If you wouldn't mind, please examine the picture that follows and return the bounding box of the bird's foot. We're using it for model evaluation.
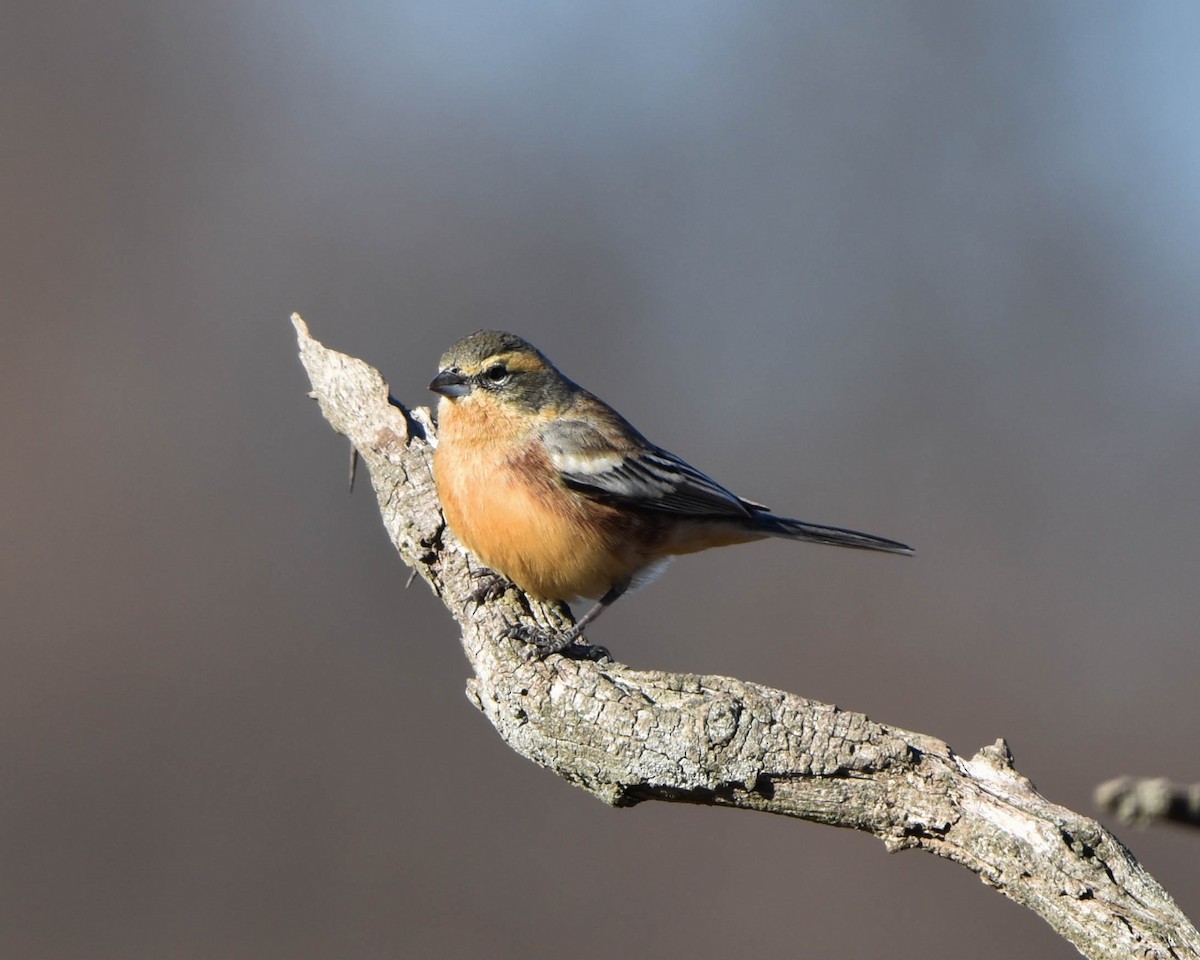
[464,568,515,608]
[502,624,611,663]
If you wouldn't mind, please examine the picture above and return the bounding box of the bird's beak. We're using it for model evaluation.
[429,369,471,398]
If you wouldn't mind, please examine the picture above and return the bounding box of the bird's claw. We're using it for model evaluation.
[501,624,610,662]
[465,569,514,608]
[579,642,612,663]
[501,623,564,657]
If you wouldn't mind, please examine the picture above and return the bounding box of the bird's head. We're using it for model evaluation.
[430,330,574,412]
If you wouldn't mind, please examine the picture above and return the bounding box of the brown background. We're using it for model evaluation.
[4,2,1199,958]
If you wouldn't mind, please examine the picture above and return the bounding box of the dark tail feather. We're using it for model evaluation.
[753,514,914,556]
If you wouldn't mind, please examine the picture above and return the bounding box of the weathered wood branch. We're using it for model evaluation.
[292,314,1198,960]
[1097,777,1200,829]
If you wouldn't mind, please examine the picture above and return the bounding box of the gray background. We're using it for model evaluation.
[4,2,1198,958]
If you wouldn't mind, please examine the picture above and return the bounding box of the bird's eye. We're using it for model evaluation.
[483,363,509,383]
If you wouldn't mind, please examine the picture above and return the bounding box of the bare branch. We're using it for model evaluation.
[1097,777,1200,829]
[292,314,1199,960]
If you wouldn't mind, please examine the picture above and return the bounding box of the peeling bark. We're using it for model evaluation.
[292,314,1199,960]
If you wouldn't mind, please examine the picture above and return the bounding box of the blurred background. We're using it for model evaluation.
[4,2,1199,957]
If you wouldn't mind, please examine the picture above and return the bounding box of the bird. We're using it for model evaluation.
[429,330,911,655]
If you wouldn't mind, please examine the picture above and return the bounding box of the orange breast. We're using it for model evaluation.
[433,405,637,600]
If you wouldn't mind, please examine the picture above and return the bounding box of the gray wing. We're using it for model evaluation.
[540,418,756,518]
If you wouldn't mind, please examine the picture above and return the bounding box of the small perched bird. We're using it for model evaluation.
[430,331,911,654]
